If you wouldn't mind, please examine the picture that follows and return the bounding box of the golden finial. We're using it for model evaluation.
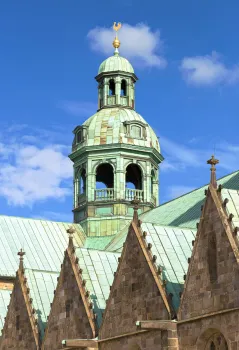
[113,22,122,51]
[207,155,219,188]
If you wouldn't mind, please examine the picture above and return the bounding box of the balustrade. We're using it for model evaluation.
[95,188,114,201]
[125,189,144,201]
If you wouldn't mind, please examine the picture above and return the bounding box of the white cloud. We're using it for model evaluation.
[180,51,239,85]
[0,123,73,207]
[160,136,239,173]
[167,185,196,200]
[59,101,97,117]
[87,23,167,68]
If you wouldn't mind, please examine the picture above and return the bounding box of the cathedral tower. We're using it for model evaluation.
[69,23,163,236]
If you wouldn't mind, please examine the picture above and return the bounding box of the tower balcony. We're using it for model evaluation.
[94,188,144,202]
[125,188,144,202]
[95,188,114,201]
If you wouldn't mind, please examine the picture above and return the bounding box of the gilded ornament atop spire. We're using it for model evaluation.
[113,22,122,55]
[207,155,219,188]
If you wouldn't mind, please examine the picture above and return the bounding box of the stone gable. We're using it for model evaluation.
[178,185,239,321]
[99,221,170,340]
[0,272,39,350]
[42,248,95,350]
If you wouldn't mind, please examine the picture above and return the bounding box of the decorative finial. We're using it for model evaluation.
[113,22,122,55]
[207,155,219,188]
[67,226,75,250]
[131,196,140,223]
[18,248,25,272]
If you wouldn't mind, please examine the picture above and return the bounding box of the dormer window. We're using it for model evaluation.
[73,126,87,148]
[76,129,83,143]
[109,79,115,96]
[131,125,141,138]
[124,121,147,140]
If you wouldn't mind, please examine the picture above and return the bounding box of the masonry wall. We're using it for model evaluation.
[178,310,239,349]
[179,189,239,321]
[42,252,94,350]
[177,187,239,349]
[99,330,167,350]
[0,277,38,350]
[100,224,169,339]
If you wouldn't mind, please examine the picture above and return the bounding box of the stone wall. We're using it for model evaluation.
[99,330,166,350]
[42,251,94,350]
[0,276,39,350]
[100,223,169,339]
[179,188,239,321]
[178,310,239,349]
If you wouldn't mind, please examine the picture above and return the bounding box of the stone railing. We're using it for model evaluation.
[95,188,114,201]
[125,189,144,202]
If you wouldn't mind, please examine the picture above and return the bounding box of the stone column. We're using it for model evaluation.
[115,76,121,105]
[87,159,95,202]
[103,81,109,107]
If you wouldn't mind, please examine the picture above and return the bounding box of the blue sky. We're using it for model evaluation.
[0,0,239,222]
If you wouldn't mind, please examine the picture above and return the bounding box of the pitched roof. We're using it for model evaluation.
[24,269,58,340]
[140,170,239,229]
[141,223,195,311]
[0,216,85,276]
[221,188,239,229]
[75,248,120,327]
[84,236,116,251]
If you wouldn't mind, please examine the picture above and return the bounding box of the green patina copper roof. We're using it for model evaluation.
[98,53,134,75]
[221,188,239,229]
[84,236,116,251]
[25,269,58,340]
[106,222,196,311]
[0,289,11,333]
[83,107,160,152]
[0,216,85,276]
[75,248,119,327]
[141,170,239,229]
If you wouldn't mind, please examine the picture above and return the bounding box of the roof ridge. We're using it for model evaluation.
[24,268,59,274]
[76,247,120,254]
[0,214,75,224]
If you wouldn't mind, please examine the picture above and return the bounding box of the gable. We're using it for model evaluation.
[0,272,39,350]
[178,185,239,320]
[42,249,95,350]
[100,221,170,339]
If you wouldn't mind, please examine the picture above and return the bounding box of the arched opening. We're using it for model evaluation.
[79,169,86,194]
[109,79,115,96]
[95,163,114,200]
[121,79,127,96]
[197,329,228,350]
[205,333,228,350]
[125,164,143,201]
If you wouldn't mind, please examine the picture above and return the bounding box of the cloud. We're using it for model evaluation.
[167,185,196,200]
[59,101,97,117]
[160,136,239,173]
[0,125,73,207]
[87,23,167,68]
[180,51,239,85]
